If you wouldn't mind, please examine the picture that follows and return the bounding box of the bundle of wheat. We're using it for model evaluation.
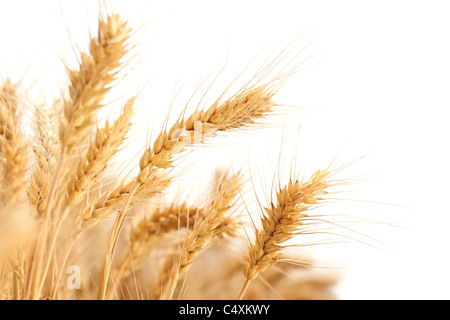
[0,5,362,301]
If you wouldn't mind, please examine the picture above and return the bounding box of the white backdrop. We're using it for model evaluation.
[1,0,449,299]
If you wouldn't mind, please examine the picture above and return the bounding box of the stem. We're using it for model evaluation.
[167,273,180,300]
[28,149,66,300]
[238,279,251,300]
[105,259,128,300]
[51,238,75,300]
[37,208,69,297]
[97,180,140,300]
[13,269,21,300]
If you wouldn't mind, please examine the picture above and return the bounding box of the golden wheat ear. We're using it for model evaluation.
[151,170,243,300]
[239,169,333,299]
[61,13,131,153]
[27,101,62,217]
[65,97,135,208]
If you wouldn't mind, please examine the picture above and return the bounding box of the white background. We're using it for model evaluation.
[1,0,449,299]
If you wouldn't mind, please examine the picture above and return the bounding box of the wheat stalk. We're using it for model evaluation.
[65,97,135,207]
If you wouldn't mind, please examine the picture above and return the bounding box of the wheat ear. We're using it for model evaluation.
[65,97,135,207]
[61,14,131,152]
[44,11,131,218]
[238,169,331,299]
[0,79,18,143]
[79,172,172,232]
[154,172,242,299]
[27,101,62,217]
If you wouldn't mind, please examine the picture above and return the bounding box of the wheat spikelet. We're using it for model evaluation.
[240,169,331,298]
